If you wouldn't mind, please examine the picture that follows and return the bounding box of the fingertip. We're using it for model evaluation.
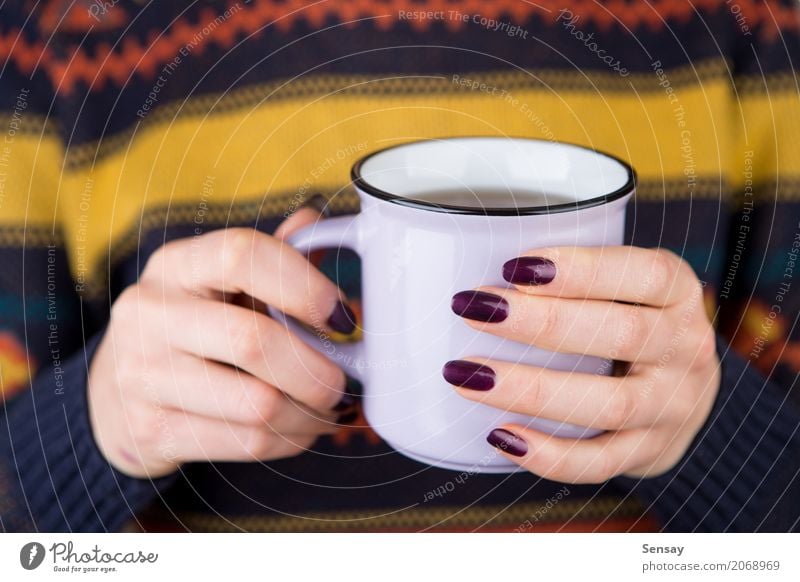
[442,359,496,391]
[327,299,357,335]
[486,426,529,458]
[451,288,511,324]
[502,255,557,286]
[275,206,323,241]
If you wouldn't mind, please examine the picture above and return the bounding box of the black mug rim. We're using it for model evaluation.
[350,136,636,216]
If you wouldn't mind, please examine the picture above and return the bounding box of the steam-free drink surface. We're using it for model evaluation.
[410,189,575,209]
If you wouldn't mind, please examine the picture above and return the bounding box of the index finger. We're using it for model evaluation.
[501,246,699,307]
[142,227,356,334]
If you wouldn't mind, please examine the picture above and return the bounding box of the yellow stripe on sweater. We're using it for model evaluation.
[0,74,797,293]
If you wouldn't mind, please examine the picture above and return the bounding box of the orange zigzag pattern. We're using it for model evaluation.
[1,0,797,95]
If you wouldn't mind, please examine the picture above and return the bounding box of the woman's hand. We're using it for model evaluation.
[88,208,357,478]
[444,246,721,482]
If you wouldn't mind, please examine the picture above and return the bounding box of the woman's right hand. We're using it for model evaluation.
[87,208,356,478]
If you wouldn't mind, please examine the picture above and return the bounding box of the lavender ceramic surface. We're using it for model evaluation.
[272,137,634,472]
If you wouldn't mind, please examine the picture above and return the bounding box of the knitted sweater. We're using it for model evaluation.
[0,0,798,532]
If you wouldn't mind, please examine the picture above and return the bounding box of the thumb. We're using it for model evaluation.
[275,195,329,241]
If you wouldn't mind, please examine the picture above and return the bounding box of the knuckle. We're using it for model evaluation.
[537,300,564,345]
[110,285,142,323]
[572,248,601,291]
[647,249,681,300]
[594,452,620,482]
[669,390,696,422]
[237,383,280,425]
[244,430,274,459]
[112,341,149,383]
[690,328,718,369]
[615,306,649,357]
[142,240,174,278]
[128,405,158,446]
[523,369,549,414]
[218,228,257,290]
[230,315,269,366]
[603,385,636,428]
[115,353,144,384]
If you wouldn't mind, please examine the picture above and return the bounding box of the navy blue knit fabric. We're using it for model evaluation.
[617,338,800,531]
[0,333,176,532]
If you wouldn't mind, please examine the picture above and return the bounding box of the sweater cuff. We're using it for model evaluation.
[1,331,175,532]
[616,335,800,531]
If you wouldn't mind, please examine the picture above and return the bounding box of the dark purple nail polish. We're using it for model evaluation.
[328,300,356,334]
[337,411,359,425]
[502,256,556,285]
[333,392,357,412]
[451,290,509,323]
[443,360,495,391]
[487,428,528,457]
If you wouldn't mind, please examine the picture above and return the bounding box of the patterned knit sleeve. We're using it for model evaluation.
[1,332,175,531]
[0,6,171,532]
[618,1,800,532]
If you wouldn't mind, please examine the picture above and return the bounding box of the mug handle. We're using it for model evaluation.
[267,214,367,382]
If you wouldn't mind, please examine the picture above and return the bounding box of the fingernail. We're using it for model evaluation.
[303,194,331,217]
[333,379,360,412]
[337,411,359,425]
[442,360,495,391]
[487,428,528,457]
[328,300,356,334]
[345,376,363,395]
[502,256,556,285]
[451,290,509,323]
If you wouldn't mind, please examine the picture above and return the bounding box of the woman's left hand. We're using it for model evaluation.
[444,246,721,482]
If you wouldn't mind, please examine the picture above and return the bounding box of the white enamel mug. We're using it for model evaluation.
[273,137,635,473]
